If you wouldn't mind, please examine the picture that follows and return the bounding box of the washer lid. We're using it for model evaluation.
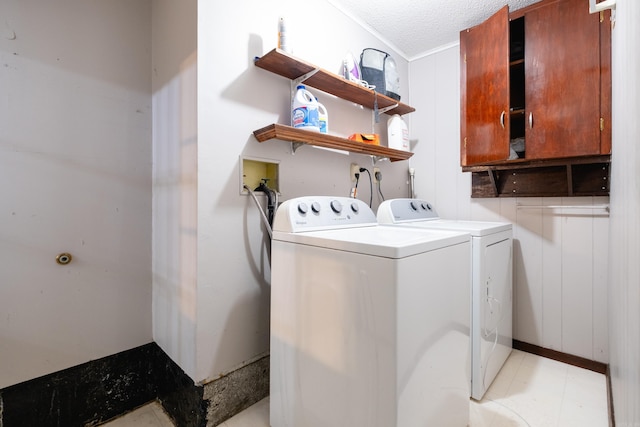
[400,219,512,237]
[273,225,469,259]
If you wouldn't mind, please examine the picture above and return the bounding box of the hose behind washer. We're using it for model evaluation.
[244,184,273,239]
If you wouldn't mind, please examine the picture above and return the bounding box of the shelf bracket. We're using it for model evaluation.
[488,169,499,197]
[292,68,320,88]
[378,102,400,115]
[566,164,574,196]
[371,155,388,164]
[291,141,304,154]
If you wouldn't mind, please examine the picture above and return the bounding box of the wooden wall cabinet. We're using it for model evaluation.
[460,0,611,197]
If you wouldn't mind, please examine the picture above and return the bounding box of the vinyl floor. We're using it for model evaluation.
[100,349,608,427]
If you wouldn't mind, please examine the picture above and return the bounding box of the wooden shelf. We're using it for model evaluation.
[254,48,415,116]
[252,49,415,161]
[463,155,611,197]
[253,124,414,162]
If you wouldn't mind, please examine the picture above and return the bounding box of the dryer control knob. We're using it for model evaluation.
[311,202,321,213]
[350,202,359,213]
[410,201,419,211]
[297,202,309,214]
[330,200,343,213]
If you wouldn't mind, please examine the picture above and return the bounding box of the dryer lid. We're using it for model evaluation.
[377,198,511,236]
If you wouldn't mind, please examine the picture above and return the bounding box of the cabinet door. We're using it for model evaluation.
[460,6,510,166]
[525,0,603,159]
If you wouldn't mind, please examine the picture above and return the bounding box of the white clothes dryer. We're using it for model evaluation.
[270,196,472,427]
[377,198,513,401]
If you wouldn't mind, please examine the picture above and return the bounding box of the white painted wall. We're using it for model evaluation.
[608,0,640,424]
[0,0,152,388]
[409,45,609,363]
[151,0,198,381]
[193,0,414,383]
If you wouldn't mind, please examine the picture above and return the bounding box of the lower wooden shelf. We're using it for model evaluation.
[462,155,611,198]
[252,123,413,162]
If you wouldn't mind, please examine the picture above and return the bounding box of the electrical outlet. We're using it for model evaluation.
[373,167,381,183]
[350,163,360,182]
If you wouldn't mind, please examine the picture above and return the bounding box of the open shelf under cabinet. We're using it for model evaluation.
[463,155,611,197]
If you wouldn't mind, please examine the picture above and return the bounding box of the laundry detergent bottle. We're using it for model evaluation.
[291,85,319,132]
[387,114,410,151]
[316,98,328,134]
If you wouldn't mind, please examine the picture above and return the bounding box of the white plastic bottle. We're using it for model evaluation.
[277,17,288,53]
[292,85,319,132]
[387,114,410,151]
[317,98,328,134]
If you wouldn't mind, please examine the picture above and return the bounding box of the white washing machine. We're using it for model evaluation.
[377,199,513,401]
[270,196,472,427]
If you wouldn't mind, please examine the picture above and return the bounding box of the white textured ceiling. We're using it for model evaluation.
[329,0,542,59]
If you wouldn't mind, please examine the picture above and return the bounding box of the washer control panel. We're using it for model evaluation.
[274,196,376,232]
[377,198,440,223]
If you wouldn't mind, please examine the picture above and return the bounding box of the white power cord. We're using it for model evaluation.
[408,167,415,198]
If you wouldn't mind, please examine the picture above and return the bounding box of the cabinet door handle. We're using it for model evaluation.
[529,112,533,129]
[500,111,505,129]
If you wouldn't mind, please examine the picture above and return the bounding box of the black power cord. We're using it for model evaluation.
[359,167,373,207]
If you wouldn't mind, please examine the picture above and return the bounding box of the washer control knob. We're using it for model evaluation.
[410,201,419,211]
[330,200,343,213]
[311,202,321,213]
[297,202,308,214]
[350,202,359,213]
[426,203,433,210]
